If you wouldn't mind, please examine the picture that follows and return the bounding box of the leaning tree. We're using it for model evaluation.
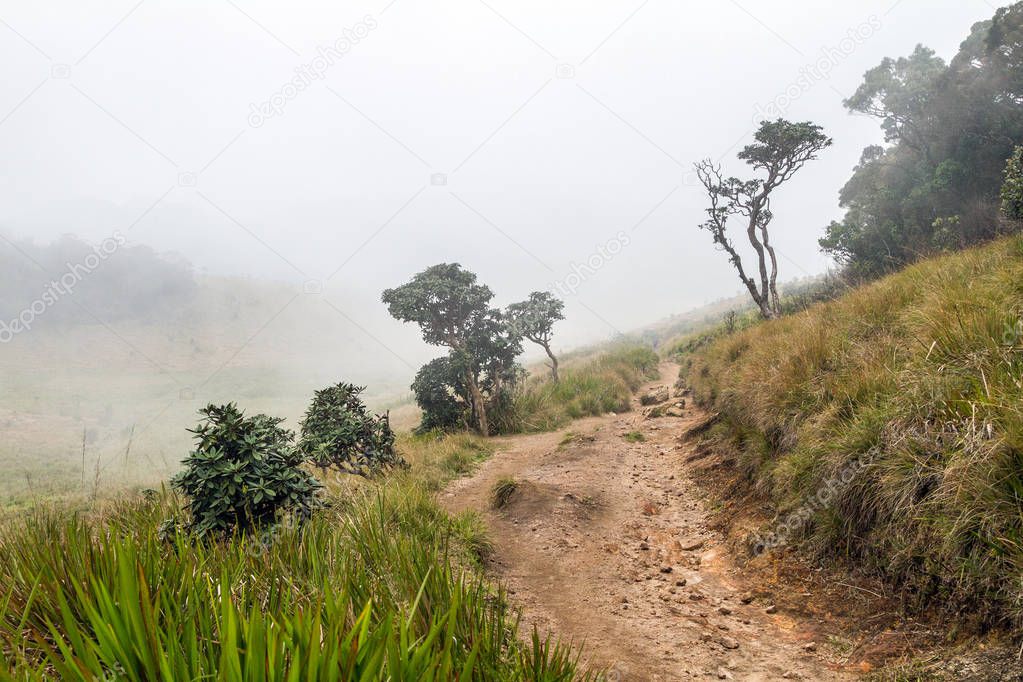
[506,291,565,381]
[383,263,509,436]
[695,119,832,319]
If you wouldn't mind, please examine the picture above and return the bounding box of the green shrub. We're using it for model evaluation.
[411,356,469,433]
[299,382,404,476]
[170,404,322,537]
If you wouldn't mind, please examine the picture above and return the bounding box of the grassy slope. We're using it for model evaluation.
[502,345,660,433]
[685,236,1023,631]
[0,435,588,680]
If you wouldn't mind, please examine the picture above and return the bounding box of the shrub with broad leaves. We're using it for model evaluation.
[299,382,405,476]
[170,403,322,537]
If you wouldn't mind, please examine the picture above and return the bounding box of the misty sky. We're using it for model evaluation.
[0,0,1000,354]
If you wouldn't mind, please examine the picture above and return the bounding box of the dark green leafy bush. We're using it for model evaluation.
[171,404,322,536]
[1002,146,1023,220]
[411,356,469,433]
[299,382,405,476]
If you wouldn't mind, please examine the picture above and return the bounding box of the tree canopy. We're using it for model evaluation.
[821,3,1023,276]
[506,292,565,381]
[383,263,523,436]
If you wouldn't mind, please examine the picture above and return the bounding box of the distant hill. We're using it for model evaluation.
[0,234,422,501]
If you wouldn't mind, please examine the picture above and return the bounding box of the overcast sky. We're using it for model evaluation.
[0,0,1001,354]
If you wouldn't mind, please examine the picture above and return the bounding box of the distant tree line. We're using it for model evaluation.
[0,234,195,326]
[820,2,1023,277]
[695,2,1023,318]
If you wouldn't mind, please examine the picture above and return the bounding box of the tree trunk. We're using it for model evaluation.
[465,371,489,437]
[543,342,559,382]
[763,239,781,316]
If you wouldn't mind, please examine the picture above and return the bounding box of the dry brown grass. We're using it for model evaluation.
[687,235,1023,632]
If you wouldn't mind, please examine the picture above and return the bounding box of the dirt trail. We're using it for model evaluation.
[443,362,858,681]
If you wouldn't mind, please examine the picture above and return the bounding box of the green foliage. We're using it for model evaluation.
[623,431,645,443]
[689,236,1023,630]
[170,404,321,536]
[1001,146,1023,220]
[383,263,524,435]
[506,292,564,344]
[506,292,565,379]
[462,308,524,432]
[298,382,404,476]
[0,482,587,679]
[381,263,494,349]
[500,345,660,433]
[412,356,469,433]
[823,5,1023,276]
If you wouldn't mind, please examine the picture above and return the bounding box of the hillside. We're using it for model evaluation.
[0,238,423,502]
[683,235,1023,632]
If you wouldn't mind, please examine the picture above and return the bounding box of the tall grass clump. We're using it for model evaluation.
[498,345,659,433]
[0,480,585,680]
[687,235,1023,631]
[397,431,494,491]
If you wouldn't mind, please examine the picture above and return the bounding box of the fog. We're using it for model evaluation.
[0,0,998,496]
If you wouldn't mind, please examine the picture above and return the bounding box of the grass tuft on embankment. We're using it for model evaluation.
[687,235,1023,632]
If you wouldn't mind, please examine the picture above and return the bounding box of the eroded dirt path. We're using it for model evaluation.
[443,363,858,681]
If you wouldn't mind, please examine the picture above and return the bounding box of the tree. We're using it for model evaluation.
[1002,147,1023,221]
[383,263,511,436]
[462,308,523,432]
[843,45,946,157]
[822,4,1023,276]
[170,404,322,537]
[298,382,404,477]
[506,292,565,381]
[695,119,832,319]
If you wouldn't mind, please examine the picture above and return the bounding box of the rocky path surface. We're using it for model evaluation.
[443,362,858,681]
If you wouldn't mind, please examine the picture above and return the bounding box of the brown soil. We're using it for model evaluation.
[443,362,865,681]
